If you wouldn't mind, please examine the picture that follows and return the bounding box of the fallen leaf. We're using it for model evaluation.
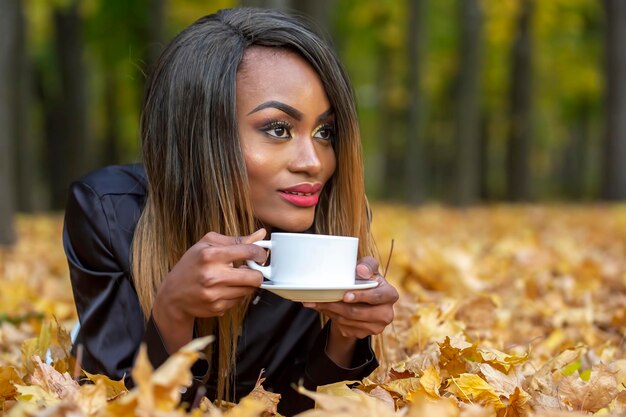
[30,356,78,400]
[0,366,24,402]
[83,371,127,401]
[446,374,504,410]
[243,377,280,416]
[558,364,619,412]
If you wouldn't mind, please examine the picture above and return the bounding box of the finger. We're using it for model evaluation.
[314,302,393,324]
[201,285,259,303]
[192,298,241,318]
[344,277,399,305]
[242,229,267,244]
[356,256,380,279]
[199,243,268,264]
[200,266,264,288]
[201,229,267,246]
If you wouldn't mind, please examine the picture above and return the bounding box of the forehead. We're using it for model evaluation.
[236,46,328,104]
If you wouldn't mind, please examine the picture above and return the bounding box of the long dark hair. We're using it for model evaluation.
[132,7,375,402]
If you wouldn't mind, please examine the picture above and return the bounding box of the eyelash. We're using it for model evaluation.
[261,120,293,139]
[313,123,335,142]
[259,120,335,142]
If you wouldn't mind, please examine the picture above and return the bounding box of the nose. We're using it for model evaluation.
[287,137,323,176]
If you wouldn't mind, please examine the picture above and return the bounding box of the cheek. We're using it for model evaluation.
[325,147,337,179]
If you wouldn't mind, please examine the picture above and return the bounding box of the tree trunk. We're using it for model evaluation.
[560,119,588,199]
[506,0,534,201]
[145,0,165,76]
[454,0,483,206]
[102,72,120,166]
[404,0,426,204]
[14,0,38,212]
[47,0,90,209]
[0,0,18,246]
[602,0,626,199]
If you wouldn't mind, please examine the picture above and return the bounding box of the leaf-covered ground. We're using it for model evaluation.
[1,205,625,416]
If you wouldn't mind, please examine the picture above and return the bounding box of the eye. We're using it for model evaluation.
[262,121,292,139]
[313,123,335,141]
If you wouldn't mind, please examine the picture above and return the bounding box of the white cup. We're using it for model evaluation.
[246,233,359,287]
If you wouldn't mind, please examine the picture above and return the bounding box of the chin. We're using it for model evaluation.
[265,213,315,233]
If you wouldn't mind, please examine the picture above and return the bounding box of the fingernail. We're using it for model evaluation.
[344,293,355,302]
[303,303,316,308]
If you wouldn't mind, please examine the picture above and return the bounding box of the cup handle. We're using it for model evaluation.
[246,240,272,279]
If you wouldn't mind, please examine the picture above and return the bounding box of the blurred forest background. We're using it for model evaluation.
[1,0,626,246]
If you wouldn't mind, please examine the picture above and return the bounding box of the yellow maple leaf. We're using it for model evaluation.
[438,335,477,378]
[317,380,362,399]
[447,373,504,410]
[224,396,268,417]
[381,377,421,398]
[498,386,530,417]
[103,336,213,416]
[73,378,108,416]
[83,371,127,401]
[418,365,442,399]
[0,366,24,401]
[296,385,398,417]
[404,305,465,350]
[476,347,527,374]
[405,395,459,417]
[14,384,61,407]
[20,323,51,376]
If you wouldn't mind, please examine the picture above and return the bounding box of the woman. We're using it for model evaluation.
[63,7,398,416]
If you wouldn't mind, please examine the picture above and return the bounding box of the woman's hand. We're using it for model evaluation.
[152,229,267,353]
[302,256,399,365]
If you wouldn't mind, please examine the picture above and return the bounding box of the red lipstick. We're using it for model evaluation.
[279,183,322,207]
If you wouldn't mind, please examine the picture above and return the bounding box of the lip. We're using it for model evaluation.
[279,183,322,208]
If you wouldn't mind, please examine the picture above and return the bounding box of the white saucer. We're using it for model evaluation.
[260,279,379,302]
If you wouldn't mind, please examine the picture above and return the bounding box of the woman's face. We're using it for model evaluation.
[237,47,337,232]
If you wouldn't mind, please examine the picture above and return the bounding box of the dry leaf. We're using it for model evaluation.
[224,397,274,417]
[0,366,24,402]
[418,365,441,399]
[478,363,521,397]
[405,395,459,417]
[73,379,107,416]
[446,374,504,410]
[558,365,619,412]
[295,386,401,417]
[82,371,127,400]
[243,377,280,416]
[438,335,476,378]
[455,295,498,331]
[30,356,78,400]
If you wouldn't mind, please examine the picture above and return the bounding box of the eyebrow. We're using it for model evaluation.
[247,101,303,120]
[315,108,335,125]
[247,100,335,124]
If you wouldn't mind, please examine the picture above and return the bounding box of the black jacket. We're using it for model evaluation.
[63,164,378,416]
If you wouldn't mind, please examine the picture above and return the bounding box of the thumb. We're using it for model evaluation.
[356,256,379,279]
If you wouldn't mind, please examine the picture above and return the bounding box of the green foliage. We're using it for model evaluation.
[21,0,607,201]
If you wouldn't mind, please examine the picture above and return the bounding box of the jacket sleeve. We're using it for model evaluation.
[304,321,378,387]
[278,321,379,415]
[64,180,148,381]
[64,181,210,387]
